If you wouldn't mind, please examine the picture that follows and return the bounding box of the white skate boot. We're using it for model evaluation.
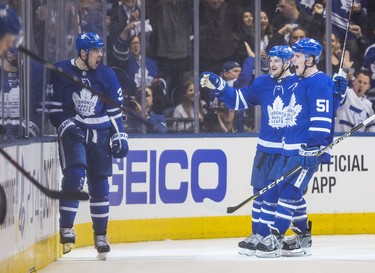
[282,220,312,257]
[60,227,76,254]
[94,234,110,260]
[255,226,284,258]
[238,233,263,256]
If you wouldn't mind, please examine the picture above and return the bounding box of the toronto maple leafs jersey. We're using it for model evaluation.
[0,70,20,125]
[47,59,124,130]
[219,73,298,154]
[282,71,334,158]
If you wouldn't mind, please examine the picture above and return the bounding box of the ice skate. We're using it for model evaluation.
[282,220,312,257]
[255,226,284,258]
[244,234,263,256]
[94,234,110,260]
[60,228,76,254]
[238,234,262,255]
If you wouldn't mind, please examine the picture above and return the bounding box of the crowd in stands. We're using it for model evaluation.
[2,0,375,139]
[103,0,375,134]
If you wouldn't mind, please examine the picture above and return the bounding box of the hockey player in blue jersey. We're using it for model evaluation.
[201,40,347,258]
[201,45,297,255]
[47,32,129,260]
[255,38,335,258]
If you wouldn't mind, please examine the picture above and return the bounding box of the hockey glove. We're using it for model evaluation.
[298,145,319,169]
[57,119,85,143]
[200,72,227,96]
[111,132,129,158]
[333,75,347,101]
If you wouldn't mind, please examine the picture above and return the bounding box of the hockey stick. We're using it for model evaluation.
[219,113,375,214]
[0,147,89,200]
[17,46,162,133]
[337,0,355,77]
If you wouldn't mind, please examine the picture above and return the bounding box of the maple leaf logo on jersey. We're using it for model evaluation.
[72,88,98,116]
[267,96,288,129]
[285,93,302,127]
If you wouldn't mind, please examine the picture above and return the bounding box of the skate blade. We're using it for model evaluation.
[282,248,312,257]
[238,248,247,255]
[255,249,282,258]
[245,249,256,256]
[62,243,73,254]
[97,252,108,261]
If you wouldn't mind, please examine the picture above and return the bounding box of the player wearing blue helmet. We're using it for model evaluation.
[0,4,22,57]
[46,32,129,260]
[254,38,337,258]
[201,41,347,258]
[201,45,298,256]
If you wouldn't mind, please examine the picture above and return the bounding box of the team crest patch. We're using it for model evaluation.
[73,88,98,116]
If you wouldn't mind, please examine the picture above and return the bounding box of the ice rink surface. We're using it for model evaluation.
[39,235,375,273]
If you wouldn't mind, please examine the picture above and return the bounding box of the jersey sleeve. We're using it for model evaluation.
[219,78,261,110]
[106,67,125,133]
[47,63,71,128]
[307,75,334,147]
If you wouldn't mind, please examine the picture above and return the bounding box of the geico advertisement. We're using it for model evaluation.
[73,136,375,223]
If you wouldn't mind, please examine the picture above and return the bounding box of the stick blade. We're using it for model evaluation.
[48,190,90,201]
[202,198,227,214]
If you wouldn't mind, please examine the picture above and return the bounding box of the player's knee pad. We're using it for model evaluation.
[279,182,300,200]
[87,175,109,200]
[62,165,86,191]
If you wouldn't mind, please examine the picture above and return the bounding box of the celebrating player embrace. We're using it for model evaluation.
[201,38,347,258]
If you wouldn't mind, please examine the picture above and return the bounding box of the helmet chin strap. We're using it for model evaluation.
[275,62,291,81]
[79,50,93,70]
[300,57,315,78]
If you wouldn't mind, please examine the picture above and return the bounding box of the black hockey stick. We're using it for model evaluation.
[17,46,162,133]
[0,147,89,200]
[339,0,355,71]
[220,113,375,214]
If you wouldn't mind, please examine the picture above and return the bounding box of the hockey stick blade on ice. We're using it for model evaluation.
[0,147,89,200]
[225,113,375,214]
[18,46,162,133]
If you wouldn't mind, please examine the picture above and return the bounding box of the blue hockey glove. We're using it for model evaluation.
[298,145,320,169]
[111,132,129,158]
[57,119,85,143]
[333,75,347,101]
[200,72,227,96]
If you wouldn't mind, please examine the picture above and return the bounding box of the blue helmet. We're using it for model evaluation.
[268,45,294,63]
[0,4,22,38]
[292,38,322,63]
[75,32,104,53]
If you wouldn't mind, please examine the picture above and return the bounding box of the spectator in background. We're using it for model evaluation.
[317,32,354,75]
[288,26,306,46]
[124,85,168,134]
[234,8,273,74]
[335,70,375,132]
[78,0,105,37]
[272,0,321,44]
[219,42,255,132]
[199,0,240,74]
[234,8,255,63]
[147,0,193,102]
[172,80,206,133]
[260,10,274,73]
[362,42,375,112]
[203,101,238,133]
[107,0,141,66]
